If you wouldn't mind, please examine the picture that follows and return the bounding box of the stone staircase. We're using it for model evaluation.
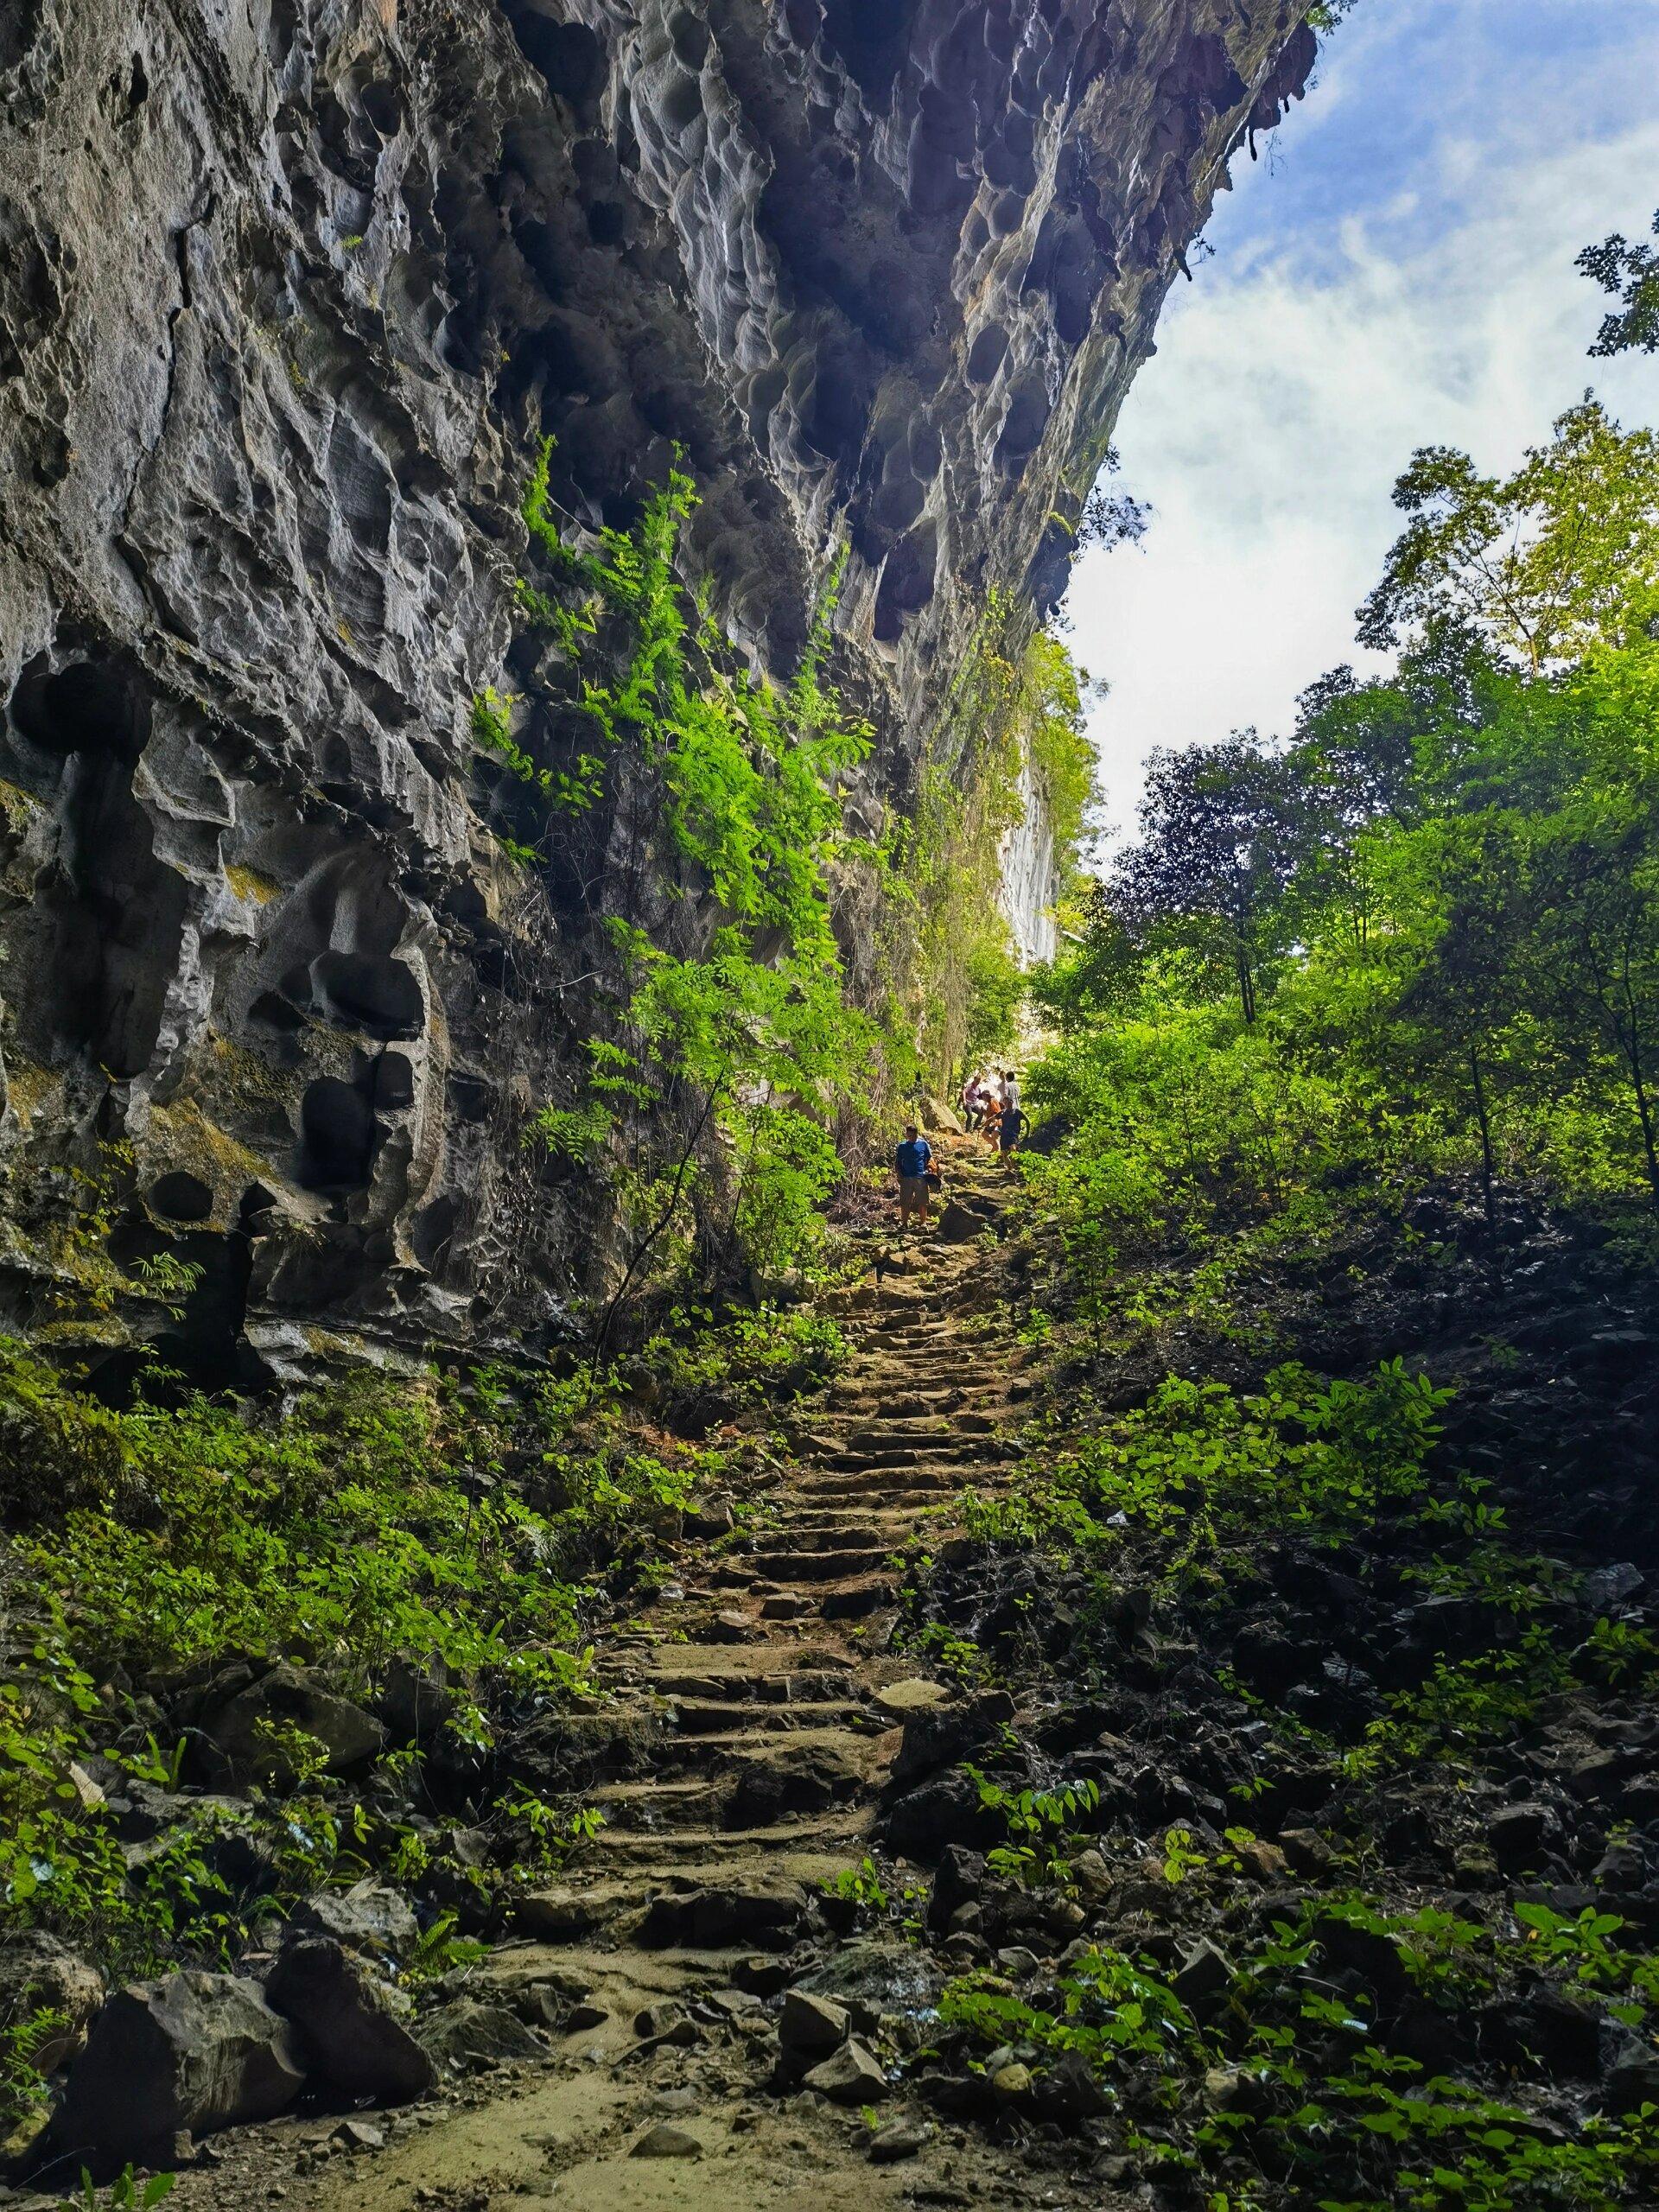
[553,1138,1026,1909]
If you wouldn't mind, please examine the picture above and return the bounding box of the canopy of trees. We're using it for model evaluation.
[1031,396,1659,1238]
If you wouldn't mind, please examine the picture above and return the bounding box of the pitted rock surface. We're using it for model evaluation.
[0,0,1315,1381]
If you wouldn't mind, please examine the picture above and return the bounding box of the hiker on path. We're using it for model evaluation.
[1000,1094,1024,1160]
[959,1073,982,1132]
[980,1084,1001,1151]
[998,1071,1022,1162]
[894,1122,935,1233]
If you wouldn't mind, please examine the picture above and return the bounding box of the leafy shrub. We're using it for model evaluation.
[962,1359,1451,1581]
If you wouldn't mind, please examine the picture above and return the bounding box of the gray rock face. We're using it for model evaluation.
[0,0,1316,1381]
[54,1971,305,2169]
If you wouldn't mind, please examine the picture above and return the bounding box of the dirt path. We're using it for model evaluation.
[150,1141,1071,2212]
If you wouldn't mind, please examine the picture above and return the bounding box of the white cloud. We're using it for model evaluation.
[1065,1,1659,836]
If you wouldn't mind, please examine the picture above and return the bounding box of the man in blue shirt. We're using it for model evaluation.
[894,1122,934,1232]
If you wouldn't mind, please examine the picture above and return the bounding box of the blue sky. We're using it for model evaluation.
[1065,0,1659,832]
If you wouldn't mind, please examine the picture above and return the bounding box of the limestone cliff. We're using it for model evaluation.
[0,0,1316,1383]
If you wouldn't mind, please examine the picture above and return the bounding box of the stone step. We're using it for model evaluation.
[660,1698,869,1735]
[817,1578,897,1619]
[585,1818,872,1868]
[765,1506,934,1534]
[646,1663,854,1698]
[747,1546,891,1582]
[817,1448,924,1471]
[791,1475,965,1503]
[728,1522,885,1554]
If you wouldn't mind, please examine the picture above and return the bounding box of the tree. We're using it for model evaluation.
[1112,735,1303,1023]
[1357,399,1659,671]
[1578,207,1659,358]
[1514,805,1659,1217]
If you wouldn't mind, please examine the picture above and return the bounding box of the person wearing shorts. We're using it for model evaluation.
[894,1123,934,1231]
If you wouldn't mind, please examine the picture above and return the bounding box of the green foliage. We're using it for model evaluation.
[1347,1626,1572,1773]
[1026,393,1659,1246]
[963,1361,1449,1589]
[927,1889,1659,2212]
[823,1857,888,1914]
[498,458,891,1299]
[58,2171,176,2212]
[637,1303,848,1409]
[940,1944,1196,2067]
[963,1765,1100,1885]
[1357,398,1659,669]
[881,611,1100,1089]
[962,931,1027,1069]
[0,1340,710,2025]
[1579,207,1659,359]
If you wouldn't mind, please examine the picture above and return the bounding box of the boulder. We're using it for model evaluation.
[724,1736,867,1824]
[380,1656,457,1744]
[55,1972,304,2170]
[802,2037,888,2103]
[1033,2048,1110,2122]
[633,2000,696,2046]
[874,1677,951,1717]
[934,1203,982,1244]
[289,1878,420,1962]
[1608,2036,1659,2113]
[869,2120,929,2163]
[1277,1827,1332,1878]
[266,1937,435,2102]
[419,2000,545,2072]
[1479,1988,1600,2081]
[514,1882,637,1942]
[1173,1939,1236,2012]
[886,1770,987,1859]
[199,1663,385,1783]
[637,1881,810,1952]
[891,1691,1013,1786]
[925,1844,987,1934]
[919,1096,963,1135]
[631,2122,702,2158]
[1067,1847,1115,1905]
[0,1933,105,2073]
[1583,1562,1644,1612]
[779,1989,849,2056]
[1488,1803,1552,1867]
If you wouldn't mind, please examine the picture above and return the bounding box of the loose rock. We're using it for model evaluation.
[802,2038,888,2103]
[55,1972,304,2169]
[631,2122,702,2158]
[266,1936,435,2102]
[779,1989,850,2056]
[419,2002,546,2073]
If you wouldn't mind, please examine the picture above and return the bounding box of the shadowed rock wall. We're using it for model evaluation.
[0,0,1315,1382]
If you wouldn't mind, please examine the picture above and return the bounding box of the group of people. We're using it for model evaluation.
[891,1068,1024,1235]
[961,1068,1023,1155]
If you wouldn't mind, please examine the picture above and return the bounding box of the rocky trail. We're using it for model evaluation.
[93,1144,1084,2212]
[15,1149,1659,2212]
